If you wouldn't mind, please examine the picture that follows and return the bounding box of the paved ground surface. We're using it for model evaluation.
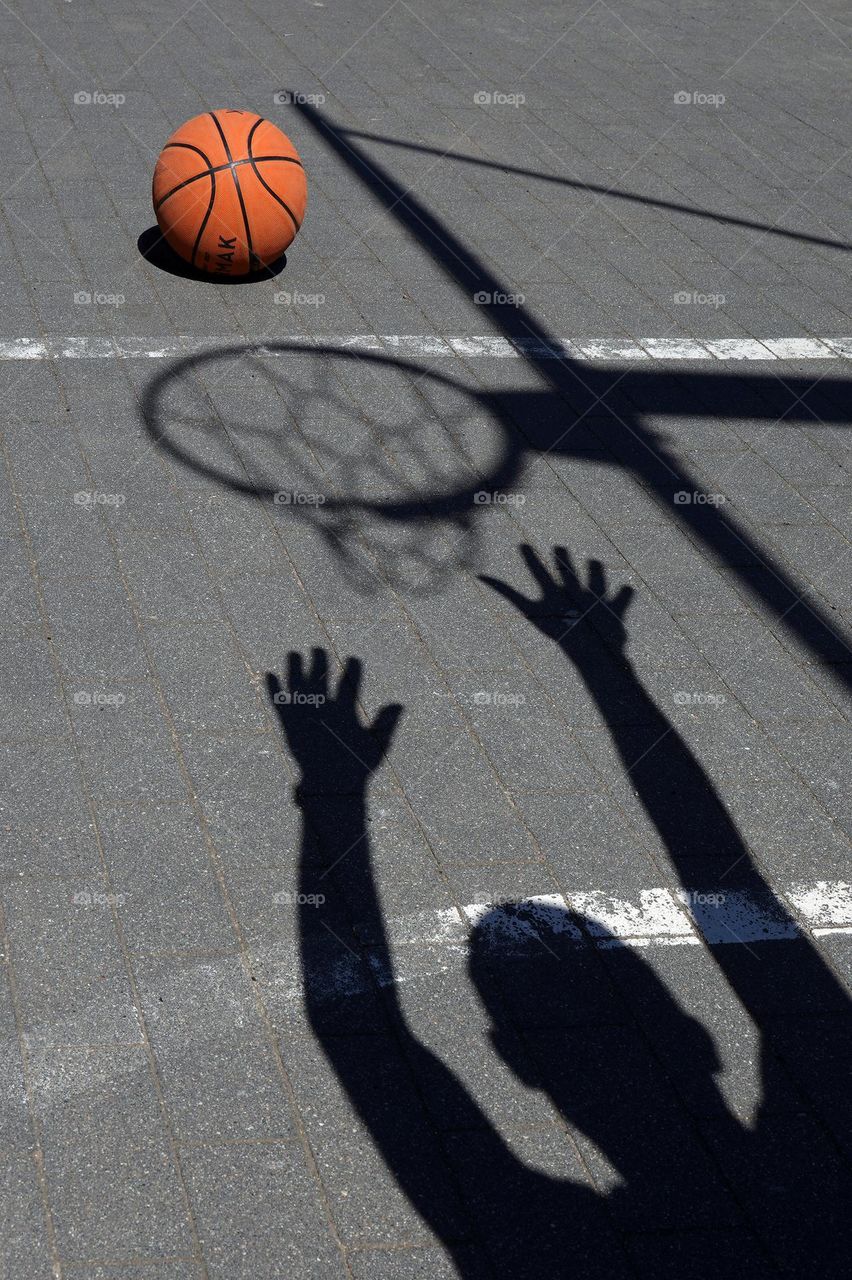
[0,1,851,1276]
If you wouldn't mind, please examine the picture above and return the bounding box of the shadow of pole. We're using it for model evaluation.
[140,100,851,681]
[286,99,851,687]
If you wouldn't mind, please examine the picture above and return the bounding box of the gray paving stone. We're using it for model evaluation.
[177,730,297,873]
[280,1032,467,1248]
[95,804,234,955]
[401,760,541,868]
[61,1266,204,1279]
[405,580,525,672]
[2,878,141,1052]
[217,570,327,669]
[0,1149,54,1280]
[145,624,267,732]
[0,540,41,628]
[0,967,54,1274]
[229,866,387,1042]
[345,792,459,931]
[19,492,116,580]
[132,953,294,1143]
[676,612,839,721]
[0,627,65,738]
[513,790,662,896]
[0,738,99,881]
[180,491,292,575]
[30,1045,193,1261]
[181,1142,347,1279]
[349,1245,485,1279]
[5,423,88,492]
[455,672,605,792]
[816,936,852,997]
[42,577,148,680]
[69,679,187,806]
[116,529,221,624]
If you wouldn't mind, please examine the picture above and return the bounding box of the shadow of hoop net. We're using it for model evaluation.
[140,342,518,596]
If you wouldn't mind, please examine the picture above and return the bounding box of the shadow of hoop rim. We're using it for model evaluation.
[139,341,484,505]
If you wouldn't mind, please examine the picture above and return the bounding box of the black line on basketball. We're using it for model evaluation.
[191,170,216,268]
[162,141,214,166]
[207,111,234,166]
[231,166,256,266]
[156,168,213,211]
[247,118,303,168]
[209,111,255,266]
[248,120,301,230]
[249,163,301,232]
[247,117,262,154]
[252,155,303,167]
[156,156,303,212]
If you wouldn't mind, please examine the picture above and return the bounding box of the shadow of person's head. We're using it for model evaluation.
[467,903,723,1185]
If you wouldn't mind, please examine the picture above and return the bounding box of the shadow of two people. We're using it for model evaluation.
[267,550,851,1279]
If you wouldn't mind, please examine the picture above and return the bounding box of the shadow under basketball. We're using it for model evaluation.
[137,226,288,283]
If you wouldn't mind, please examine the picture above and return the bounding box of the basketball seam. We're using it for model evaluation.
[190,169,216,269]
[248,164,302,233]
[154,156,302,212]
[209,111,255,270]
[246,116,302,233]
[161,141,215,166]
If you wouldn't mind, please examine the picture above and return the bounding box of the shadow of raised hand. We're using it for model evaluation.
[266,649,401,796]
[478,544,852,1274]
[481,544,634,657]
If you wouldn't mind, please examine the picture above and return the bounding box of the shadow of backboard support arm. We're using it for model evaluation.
[291,98,852,688]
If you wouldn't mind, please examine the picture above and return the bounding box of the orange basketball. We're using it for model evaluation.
[152,109,307,276]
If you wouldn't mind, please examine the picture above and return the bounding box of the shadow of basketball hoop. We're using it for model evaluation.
[140,332,852,677]
[137,226,288,283]
[140,343,503,595]
[138,101,852,685]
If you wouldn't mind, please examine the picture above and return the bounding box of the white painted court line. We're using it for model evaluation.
[270,879,852,1005]
[0,335,850,360]
[15,879,851,1112]
[379,880,852,957]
